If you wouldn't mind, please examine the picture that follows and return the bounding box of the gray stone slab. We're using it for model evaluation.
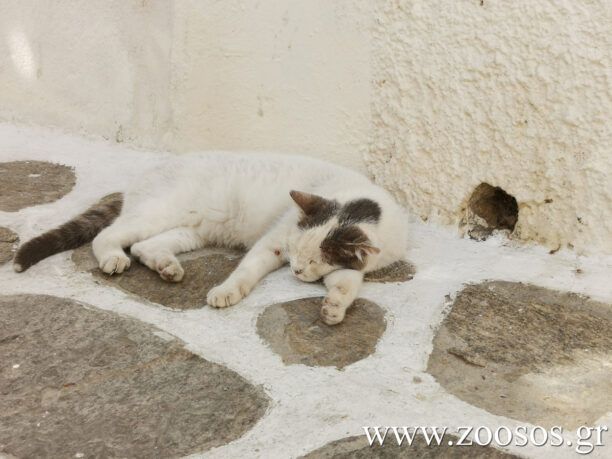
[0,227,19,265]
[72,244,412,310]
[427,281,612,429]
[0,294,269,458]
[301,434,519,458]
[257,297,386,369]
[365,260,415,283]
[0,161,75,212]
[72,245,243,310]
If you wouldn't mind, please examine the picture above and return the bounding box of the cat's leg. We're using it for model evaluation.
[207,230,287,308]
[130,227,203,282]
[320,269,364,325]
[92,214,173,275]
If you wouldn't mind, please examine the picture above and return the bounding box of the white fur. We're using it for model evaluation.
[91,153,408,323]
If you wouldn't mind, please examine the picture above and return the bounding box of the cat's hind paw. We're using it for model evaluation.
[207,280,250,308]
[156,257,184,283]
[99,253,131,275]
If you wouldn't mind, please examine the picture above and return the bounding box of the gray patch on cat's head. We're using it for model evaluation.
[291,192,382,231]
[321,225,380,270]
[290,190,339,229]
[338,199,381,225]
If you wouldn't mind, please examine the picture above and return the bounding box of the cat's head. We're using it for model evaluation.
[287,190,381,282]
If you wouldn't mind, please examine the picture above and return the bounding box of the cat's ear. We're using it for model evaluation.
[289,190,331,216]
[345,239,380,262]
[354,243,380,261]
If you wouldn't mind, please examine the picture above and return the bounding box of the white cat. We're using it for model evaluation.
[15,153,407,324]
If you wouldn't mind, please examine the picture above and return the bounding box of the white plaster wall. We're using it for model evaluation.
[367,0,612,255]
[0,0,173,148]
[0,0,372,170]
[1,0,610,254]
[168,0,372,169]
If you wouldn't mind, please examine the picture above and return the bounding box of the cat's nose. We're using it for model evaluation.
[293,269,303,275]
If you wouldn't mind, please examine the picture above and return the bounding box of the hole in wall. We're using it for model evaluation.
[463,183,519,241]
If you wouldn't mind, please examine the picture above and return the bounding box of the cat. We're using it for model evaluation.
[14,153,408,324]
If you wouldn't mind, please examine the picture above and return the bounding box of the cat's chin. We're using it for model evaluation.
[294,273,321,283]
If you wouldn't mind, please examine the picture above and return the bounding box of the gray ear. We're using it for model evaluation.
[289,190,331,216]
[354,243,380,262]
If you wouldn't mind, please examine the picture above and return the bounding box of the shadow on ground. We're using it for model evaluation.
[72,245,243,310]
[72,246,416,310]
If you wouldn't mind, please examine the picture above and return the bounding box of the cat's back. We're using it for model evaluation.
[176,152,369,246]
[182,151,362,183]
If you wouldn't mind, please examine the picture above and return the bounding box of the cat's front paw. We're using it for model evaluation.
[206,280,250,308]
[320,297,346,325]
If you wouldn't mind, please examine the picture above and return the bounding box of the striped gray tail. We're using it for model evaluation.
[13,193,123,272]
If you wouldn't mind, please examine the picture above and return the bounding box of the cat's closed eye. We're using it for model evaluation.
[309,260,315,264]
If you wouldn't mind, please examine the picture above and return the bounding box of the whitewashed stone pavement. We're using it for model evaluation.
[1,123,611,458]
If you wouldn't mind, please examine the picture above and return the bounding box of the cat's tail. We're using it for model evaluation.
[13,193,123,273]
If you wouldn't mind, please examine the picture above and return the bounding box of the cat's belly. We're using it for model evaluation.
[194,205,286,249]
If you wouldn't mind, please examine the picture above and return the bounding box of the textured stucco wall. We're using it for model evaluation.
[168,0,371,169]
[366,0,612,255]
